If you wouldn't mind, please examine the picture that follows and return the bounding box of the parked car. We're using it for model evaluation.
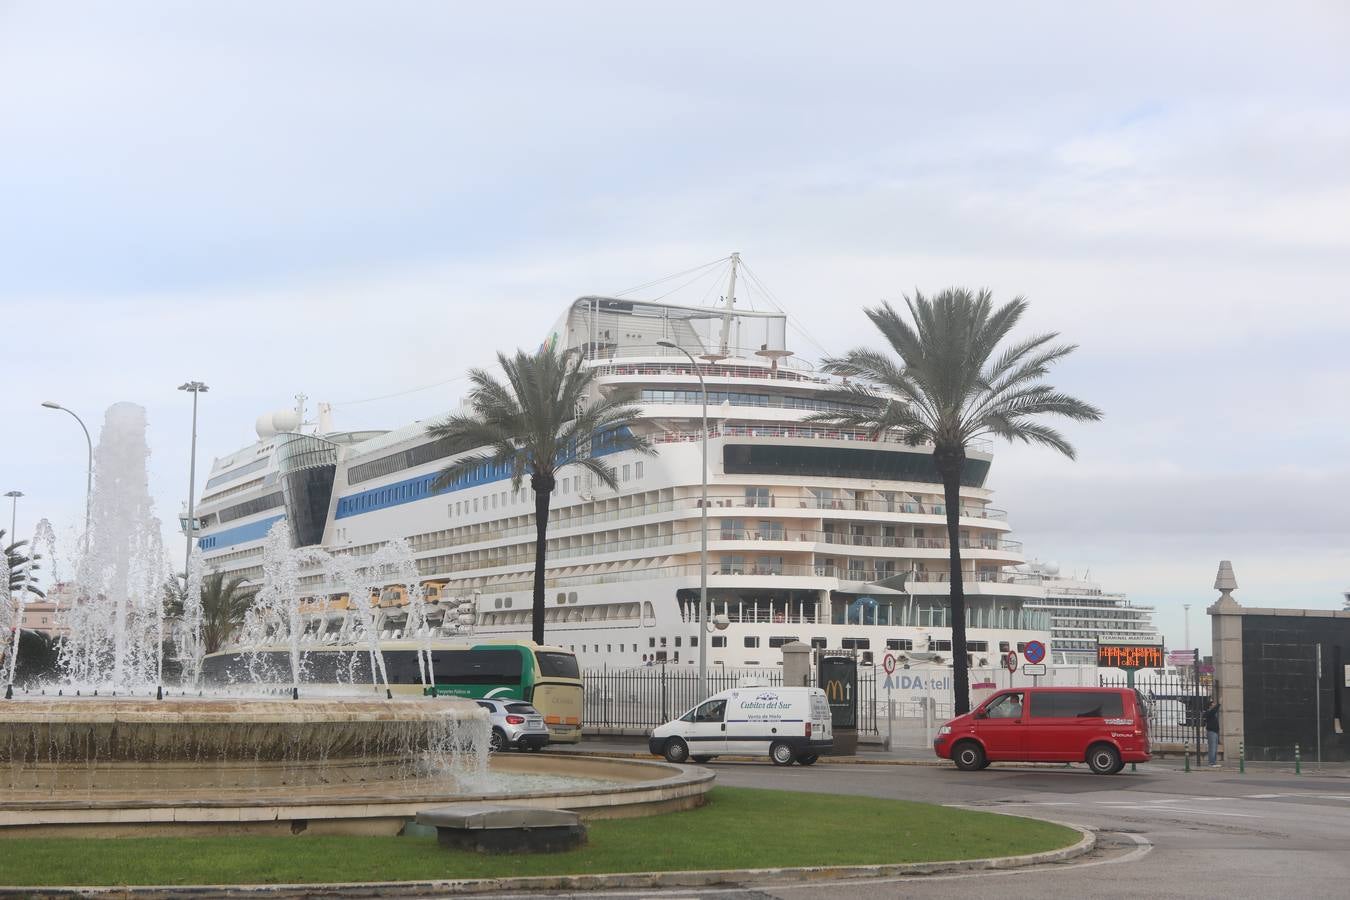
[932,687,1151,775]
[476,699,550,752]
[648,686,833,766]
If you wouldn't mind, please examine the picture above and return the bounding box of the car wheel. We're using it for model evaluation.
[770,741,796,766]
[663,738,690,764]
[952,740,986,772]
[489,728,507,753]
[691,755,713,763]
[796,754,819,766]
[1087,743,1122,775]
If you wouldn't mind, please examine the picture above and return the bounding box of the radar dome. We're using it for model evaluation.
[255,408,303,439]
[1043,561,1060,576]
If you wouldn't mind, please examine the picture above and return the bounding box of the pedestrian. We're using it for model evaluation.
[1203,698,1222,767]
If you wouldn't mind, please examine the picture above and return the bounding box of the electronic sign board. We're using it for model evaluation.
[1096,642,1166,671]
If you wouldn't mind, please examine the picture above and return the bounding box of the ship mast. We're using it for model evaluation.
[717,251,740,357]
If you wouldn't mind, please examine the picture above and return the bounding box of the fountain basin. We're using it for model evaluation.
[0,697,713,837]
[1,696,484,793]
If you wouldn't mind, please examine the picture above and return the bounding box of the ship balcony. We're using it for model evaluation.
[648,423,993,455]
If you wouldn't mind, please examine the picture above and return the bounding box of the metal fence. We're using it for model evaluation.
[582,666,879,734]
[1099,674,1212,747]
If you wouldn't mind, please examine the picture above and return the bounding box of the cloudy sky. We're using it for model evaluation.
[3,2,1347,653]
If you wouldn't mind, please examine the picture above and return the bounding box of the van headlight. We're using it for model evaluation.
[937,725,952,736]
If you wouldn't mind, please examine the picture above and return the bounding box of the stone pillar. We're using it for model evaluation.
[781,641,812,688]
[1208,560,1245,760]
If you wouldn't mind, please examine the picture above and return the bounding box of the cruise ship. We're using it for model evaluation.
[190,259,1052,671]
[1017,562,1160,665]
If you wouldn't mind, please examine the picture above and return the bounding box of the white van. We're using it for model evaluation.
[648,686,834,766]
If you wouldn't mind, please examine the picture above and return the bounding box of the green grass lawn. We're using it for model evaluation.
[0,787,1077,886]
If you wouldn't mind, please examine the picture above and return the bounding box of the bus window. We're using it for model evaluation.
[536,651,580,679]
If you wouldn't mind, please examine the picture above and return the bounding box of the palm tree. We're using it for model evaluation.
[812,289,1101,714]
[428,345,652,644]
[2,530,44,599]
[167,570,254,655]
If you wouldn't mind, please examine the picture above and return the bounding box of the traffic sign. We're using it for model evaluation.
[1024,640,1046,665]
[1004,651,1019,673]
[1022,663,1047,676]
[883,652,897,675]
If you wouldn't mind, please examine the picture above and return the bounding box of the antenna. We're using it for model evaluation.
[716,251,740,357]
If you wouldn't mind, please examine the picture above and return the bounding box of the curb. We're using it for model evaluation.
[0,825,1095,898]
[556,749,948,766]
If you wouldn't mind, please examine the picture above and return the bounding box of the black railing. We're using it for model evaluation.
[1099,674,1211,747]
[582,666,879,734]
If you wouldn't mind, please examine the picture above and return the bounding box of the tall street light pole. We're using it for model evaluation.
[178,382,209,581]
[40,402,93,551]
[657,340,709,699]
[4,490,23,699]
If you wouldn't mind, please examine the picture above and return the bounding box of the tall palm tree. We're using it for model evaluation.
[428,345,652,644]
[2,530,44,599]
[812,289,1101,714]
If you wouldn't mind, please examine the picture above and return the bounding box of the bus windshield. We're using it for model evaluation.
[536,651,580,679]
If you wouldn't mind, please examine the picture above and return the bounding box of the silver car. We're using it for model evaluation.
[476,698,549,752]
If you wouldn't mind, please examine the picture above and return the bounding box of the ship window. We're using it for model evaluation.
[712,635,726,647]
[622,465,631,482]
[885,639,912,651]
[811,637,827,649]
[768,636,798,648]
[841,638,870,650]
[674,637,681,647]
[635,461,644,479]
[967,641,988,652]
[932,640,952,651]
[744,636,759,648]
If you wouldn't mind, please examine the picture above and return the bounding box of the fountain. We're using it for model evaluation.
[0,403,711,838]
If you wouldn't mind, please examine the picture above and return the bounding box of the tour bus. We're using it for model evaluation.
[932,686,1151,774]
[201,640,584,743]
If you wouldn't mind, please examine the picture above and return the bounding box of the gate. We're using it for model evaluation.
[1099,673,1213,748]
[582,666,878,733]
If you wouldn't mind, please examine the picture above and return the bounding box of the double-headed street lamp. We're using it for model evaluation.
[656,340,711,699]
[178,382,209,581]
[40,402,93,548]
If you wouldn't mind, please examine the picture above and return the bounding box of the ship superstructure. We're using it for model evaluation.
[1017,562,1159,665]
[192,259,1051,670]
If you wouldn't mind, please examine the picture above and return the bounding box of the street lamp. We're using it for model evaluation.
[657,340,710,699]
[40,402,93,548]
[3,490,21,545]
[3,491,22,699]
[178,381,209,581]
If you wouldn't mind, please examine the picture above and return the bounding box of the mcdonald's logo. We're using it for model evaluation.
[825,680,846,701]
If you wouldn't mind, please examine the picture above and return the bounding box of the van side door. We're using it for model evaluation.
[974,691,1025,761]
[686,697,729,755]
[1025,691,1074,761]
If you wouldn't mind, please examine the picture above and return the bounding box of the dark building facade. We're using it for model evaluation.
[1212,597,1350,762]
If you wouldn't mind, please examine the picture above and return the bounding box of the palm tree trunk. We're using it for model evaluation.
[530,472,556,645]
[934,445,971,715]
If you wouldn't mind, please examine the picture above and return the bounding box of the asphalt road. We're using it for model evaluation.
[484,760,1350,900]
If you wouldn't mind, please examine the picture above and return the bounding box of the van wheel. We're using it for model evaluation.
[663,738,690,764]
[691,755,712,763]
[796,754,819,766]
[770,742,796,766]
[489,728,507,753]
[1088,743,1122,775]
[952,741,985,772]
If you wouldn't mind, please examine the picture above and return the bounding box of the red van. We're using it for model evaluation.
[933,687,1150,774]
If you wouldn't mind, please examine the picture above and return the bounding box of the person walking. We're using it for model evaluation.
[1203,698,1222,767]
